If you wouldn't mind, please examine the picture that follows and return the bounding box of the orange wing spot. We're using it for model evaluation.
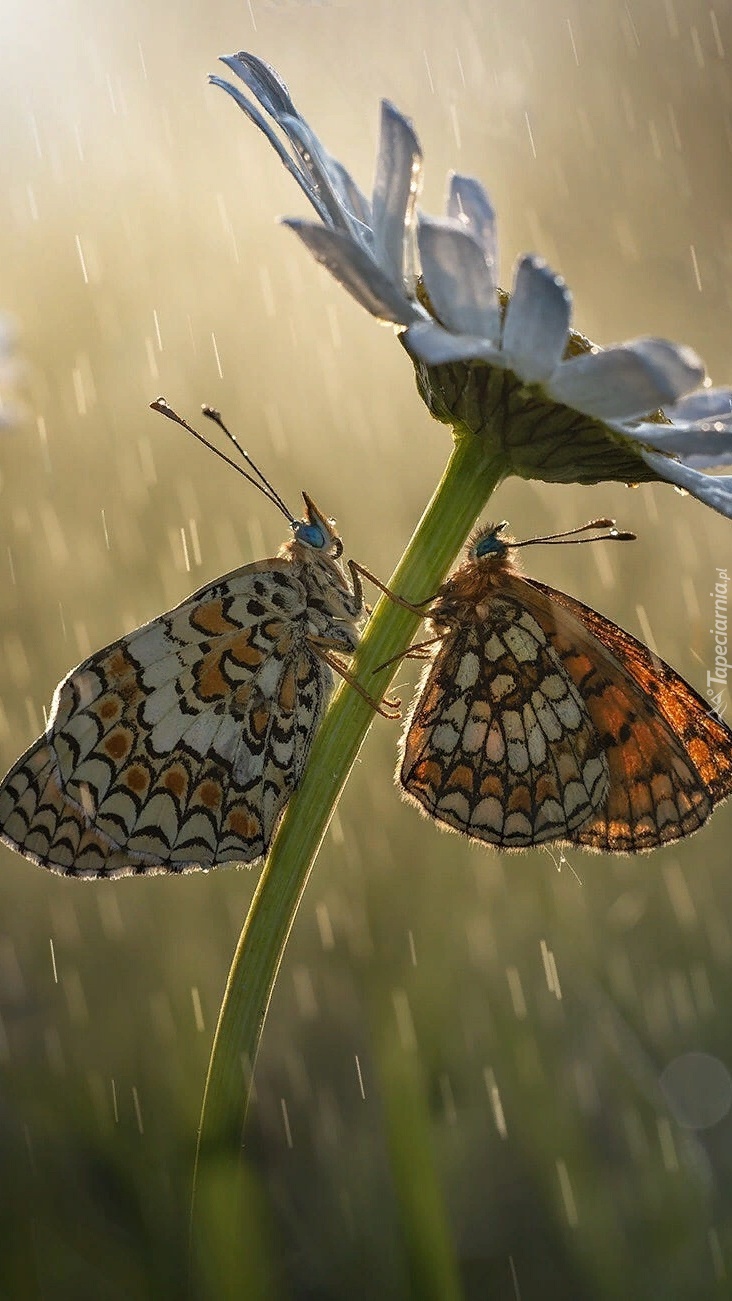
[104,730,132,761]
[478,773,503,800]
[535,772,561,804]
[163,767,187,798]
[623,720,668,777]
[228,807,261,840]
[263,618,287,643]
[191,600,238,637]
[445,763,475,796]
[231,629,266,669]
[585,684,630,734]
[251,705,270,739]
[125,766,149,794]
[97,697,120,722]
[507,784,532,815]
[413,759,443,792]
[196,654,229,702]
[296,653,314,685]
[198,780,222,809]
[562,650,595,683]
[686,736,718,787]
[278,665,297,714]
[106,649,134,681]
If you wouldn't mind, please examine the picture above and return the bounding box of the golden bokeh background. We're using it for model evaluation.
[1,1,732,1296]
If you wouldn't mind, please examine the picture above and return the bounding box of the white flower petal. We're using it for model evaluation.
[215,57,370,242]
[418,215,500,340]
[549,338,705,421]
[210,75,330,224]
[664,386,732,424]
[403,320,502,367]
[282,220,421,324]
[446,174,497,268]
[622,420,732,469]
[501,255,571,384]
[329,158,372,230]
[642,452,732,520]
[280,114,367,238]
[372,101,422,286]
[220,53,298,125]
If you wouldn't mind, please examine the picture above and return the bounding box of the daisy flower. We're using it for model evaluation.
[212,51,732,519]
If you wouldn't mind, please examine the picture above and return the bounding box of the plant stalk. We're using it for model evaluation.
[191,430,504,1227]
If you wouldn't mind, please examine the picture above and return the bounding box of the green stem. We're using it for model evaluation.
[191,431,504,1219]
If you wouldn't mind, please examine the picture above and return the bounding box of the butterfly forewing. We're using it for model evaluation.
[520,577,732,851]
[399,527,732,854]
[0,543,359,877]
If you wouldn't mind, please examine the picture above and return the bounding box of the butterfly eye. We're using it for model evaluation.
[475,531,506,559]
[295,522,327,549]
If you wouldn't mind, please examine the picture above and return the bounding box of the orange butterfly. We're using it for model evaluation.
[396,520,732,852]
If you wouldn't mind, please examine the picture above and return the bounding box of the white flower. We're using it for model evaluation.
[213,51,732,519]
[0,315,21,431]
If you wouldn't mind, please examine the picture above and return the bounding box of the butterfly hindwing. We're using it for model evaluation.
[0,740,138,876]
[0,559,331,877]
[400,595,610,848]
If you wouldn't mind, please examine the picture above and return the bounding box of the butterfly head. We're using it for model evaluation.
[291,493,344,559]
[468,517,635,565]
[469,521,512,564]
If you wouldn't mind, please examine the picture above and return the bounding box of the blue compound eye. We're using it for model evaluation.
[475,530,507,558]
[295,522,327,549]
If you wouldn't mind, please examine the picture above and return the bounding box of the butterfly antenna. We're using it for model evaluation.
[510,518,636,548]
[150,399,295,524]
[202,406,293,521]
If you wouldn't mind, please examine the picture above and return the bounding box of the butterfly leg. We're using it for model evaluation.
[348,561,436,614]
[307,635,402,719]
[372,635,445,674]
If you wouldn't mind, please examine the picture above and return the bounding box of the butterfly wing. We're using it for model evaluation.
[520,577,732,851]
[399,597,611,848]
[0,560,329,876]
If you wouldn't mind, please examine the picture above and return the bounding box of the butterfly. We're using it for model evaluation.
[0,401,395,878]
[395,519,732,852]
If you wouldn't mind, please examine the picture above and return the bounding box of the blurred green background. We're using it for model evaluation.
[1,0,732,1297]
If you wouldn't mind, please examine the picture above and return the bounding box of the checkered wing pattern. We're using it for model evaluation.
[400,559,732,854]
[0,560,331,877]
[400,595,611,848]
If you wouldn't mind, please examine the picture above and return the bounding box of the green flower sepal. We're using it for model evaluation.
[409,330,666,487]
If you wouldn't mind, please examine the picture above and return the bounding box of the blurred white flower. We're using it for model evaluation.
[213,52,732,519]
[0,315,20,430]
